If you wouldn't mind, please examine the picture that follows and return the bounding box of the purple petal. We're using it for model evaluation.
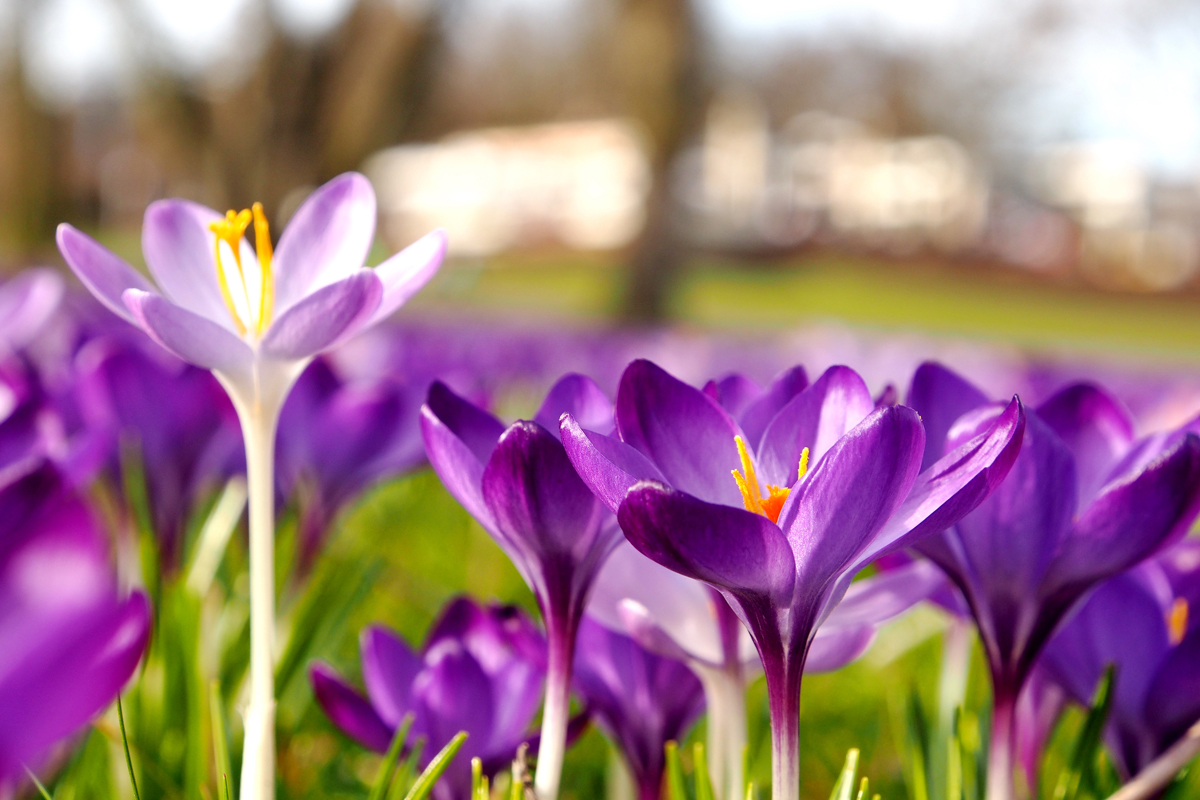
[906,362,990,470]
[426,382,505,464]
[756,365,874,488]
[704,374,762,420]
[414,642,496,757]
[534,374,614,439]
[361,626,421,729]
[420,401,498,534]
[1047,433,1200,598]
[273,173,377,313]
[310,663,393,752]
[370,229,447,325]
[480,421,607,566]
[738,365,810,449]
[260,270,383,360]
[0,269,63,352]
[777,405,924,609]
[617,482,795,606]
[1035,383,1135,509]
[560,414,668,514]
[615,360,745,506]
[1144,626,1200,751]
[822,560,944,628]
[142,200,244,330]
[56,224,156,324]
[804,625,876,673]
[122,290,254,378]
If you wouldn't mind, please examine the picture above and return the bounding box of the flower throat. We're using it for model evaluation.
[732,435,808,524]
[209,203,275,338]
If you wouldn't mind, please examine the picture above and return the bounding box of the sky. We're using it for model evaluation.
[6,0,1200,178]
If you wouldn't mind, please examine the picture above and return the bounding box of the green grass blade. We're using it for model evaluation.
[402,732,468,800]
[830,749,860,800]
[855,777,869,800]
[117,696,142,800]
[1053,665,1115,800]
[665,741,689,800]
[369,715,414,800]
[388,739,427,800]
[472,757,484,799]
[745,782,755,800]
[24,767,53,800]
[210,680,233,800]
[694,742,714,800]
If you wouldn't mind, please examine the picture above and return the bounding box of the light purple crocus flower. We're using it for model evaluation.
[57,172,446,800]
[420,374,620,800]
[1040,539,1200,780]
[0,269,64,358]
[906,363,1200,800]
[311,597,545,800]
[573,615,706,800]
[0,459,150,791]
[561,360,1025,800]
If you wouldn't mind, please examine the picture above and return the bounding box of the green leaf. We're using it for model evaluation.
[830,748,861,800]
[117,695,142,800]
[854,776,870,800]
[25,768,53,800]
[402,731,468,800]
[210,680,233,800]
[665,741,689,800]
[388,738,427,800]
[1052,665,1115,800]
[369,715,414,800]
[694,742,714,800]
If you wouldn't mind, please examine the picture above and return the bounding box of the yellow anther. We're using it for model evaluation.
[798,447,810,481]
[209,210,252,336]
[1168,598,1189,646]
[251,203,274,333]
[731,435,801,525]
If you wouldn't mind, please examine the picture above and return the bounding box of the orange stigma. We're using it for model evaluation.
[1168,598,1189,646]
[731,435,808,525]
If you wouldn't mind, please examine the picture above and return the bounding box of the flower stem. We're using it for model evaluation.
[987,690,1017,800]
[760,640,802,800]
[534,612,576,800]
[236,400,280,800]
[696,664,747,800]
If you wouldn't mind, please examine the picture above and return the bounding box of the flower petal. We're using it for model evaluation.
[1144,626,1200,753]
[821,559,944,628]
[704,373,762,419]
[56,224,156,324]
[560,414,668,514]
[534,374,613,439]
[142,199,244,331]
[426,382,505,465]
[0,269,63,353]
[1035,383,1135,509]
[360,625,422,729]
[273,173,377,313]
[738,365,809,450]
[756,365,874,487]
[906,362,991,470]
[260,270,383,360]
[804,625,876,673]
[369,229,447,325]
[777,405,924,609]
[617,482,795,606]
[420,393,502,533]
[310,663,393,752]
[122,290,253,379]
[616,360,744,506]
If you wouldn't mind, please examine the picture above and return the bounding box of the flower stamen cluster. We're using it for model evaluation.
[208,203,275,338]
[1168,597,1189,646]
[731,434,807,524]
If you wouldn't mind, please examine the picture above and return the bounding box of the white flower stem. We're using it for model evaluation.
[534,633,572,800]
[696,664,747,800]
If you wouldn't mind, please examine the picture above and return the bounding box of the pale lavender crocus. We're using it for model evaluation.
[562,360,1025,800]
[420,374,621,800]
[907,363,1200,800]
[56,172,446,800]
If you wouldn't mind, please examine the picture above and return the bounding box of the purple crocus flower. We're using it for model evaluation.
[0,269,64,358]
[57,173,446,800]
[420,374,620,800]
[276,356,427,568]
[0,458,150,791]
[1040,539,1200,780]
[561,360,1025,800]
[572,615,706,800]
[311,597,545,800]
[906,363,1200,800]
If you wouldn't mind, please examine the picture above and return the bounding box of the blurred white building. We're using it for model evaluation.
[365,119,650,258]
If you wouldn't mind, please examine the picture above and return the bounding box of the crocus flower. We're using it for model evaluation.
[572,615,706,800]
[0,269,64,357]
[0,458,150,790]
[561,360,1025,800]
[906,363,1200,800]
[276,357,427,568]
[1040,539,1200,780]
[420,374,621,800]
[311,596,545,800]
[57,172,446,800]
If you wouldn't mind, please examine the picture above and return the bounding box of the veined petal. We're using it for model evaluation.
[360,626,421,729]
[616,360,745,507]
[804,625,876,673]
[821,559,944,628]
[420,402,498,533]
[617,482,795,606]
[142,199,246,331]
[906,362,991,470]
[369,229,447,325]
[777,405,924,609]
[260,270,383,360]
[273,173,377,313]
[756,365,873,487]
[535,374,613,439]
[738,365,809,449]
[122,290,253,379]
[426,382,505,465]
[1035,383,1135,509]
[310,664,393,752]
[56,224,156,325]
[561,413,669,514]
